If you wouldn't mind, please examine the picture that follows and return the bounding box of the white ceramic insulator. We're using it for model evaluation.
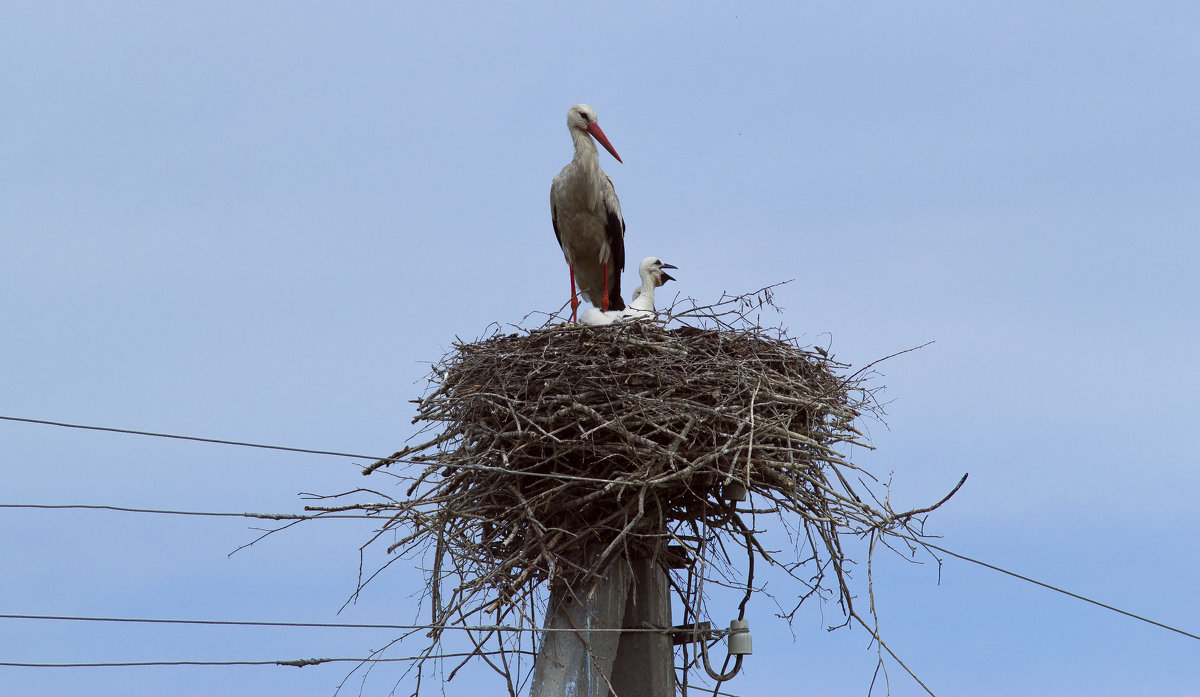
[728,619,752,655]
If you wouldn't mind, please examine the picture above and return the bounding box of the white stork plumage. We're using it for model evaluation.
[580,256,677,326]
[550,104,625,323]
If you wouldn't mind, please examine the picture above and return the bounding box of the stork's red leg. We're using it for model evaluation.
[600,262,610,312]
[569,264,580,323]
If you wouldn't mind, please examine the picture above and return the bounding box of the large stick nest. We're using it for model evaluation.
[388,320,866,574]
[318,288,962,694]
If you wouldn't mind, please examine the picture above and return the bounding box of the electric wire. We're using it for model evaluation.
[0,504,376,520]
[4,414,1197,648]
[0,414,631,485]
[906,536,1200,643]
[0,651,522,669]
[0,414,385,462]
[0,613,673,634]
[6,509,1193,644]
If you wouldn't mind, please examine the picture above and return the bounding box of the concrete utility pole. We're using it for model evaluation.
[530,557,673,697]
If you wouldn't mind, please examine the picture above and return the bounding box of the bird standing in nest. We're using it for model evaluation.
[550,104,626,323]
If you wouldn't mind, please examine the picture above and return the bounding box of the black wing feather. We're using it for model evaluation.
[551,199,563,250]
[604,204,626,311]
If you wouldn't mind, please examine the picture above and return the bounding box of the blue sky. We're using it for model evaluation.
[2,2,1198,695]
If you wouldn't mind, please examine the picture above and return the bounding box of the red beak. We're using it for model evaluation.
[586,122,623,163]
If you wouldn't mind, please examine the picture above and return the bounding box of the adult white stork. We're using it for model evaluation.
[580,256,676,325]
[550,104,626,323]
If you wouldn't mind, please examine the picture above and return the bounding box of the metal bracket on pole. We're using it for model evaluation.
[664,544,693,569]
[669,621,713,645]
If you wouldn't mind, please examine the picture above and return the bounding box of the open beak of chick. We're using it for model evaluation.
[657,262,678,286]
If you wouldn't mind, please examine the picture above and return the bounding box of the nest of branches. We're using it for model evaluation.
[317,288,963,694]
[382,321,866,577]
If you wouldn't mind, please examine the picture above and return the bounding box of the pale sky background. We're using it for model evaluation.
[2,2,1198,695]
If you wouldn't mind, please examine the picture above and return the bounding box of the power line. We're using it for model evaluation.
[7,415,1196,645]
[0,504,376,520]
[0,613,422,629]
[909,537,1200,643]
[0,414,386,462]
[0,613,672,634]
[0,651,523,669]
[0,413,639,486]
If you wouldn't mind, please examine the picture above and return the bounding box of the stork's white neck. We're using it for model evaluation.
[629,277,656,313]
[559,128,607,211]
[570,127,600,165]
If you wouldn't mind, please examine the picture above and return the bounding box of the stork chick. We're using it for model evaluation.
[580,257,677,325]
[626,257,677,315]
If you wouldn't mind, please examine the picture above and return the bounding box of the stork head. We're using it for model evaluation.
[640,257,678,287]
[568,104,622,163]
